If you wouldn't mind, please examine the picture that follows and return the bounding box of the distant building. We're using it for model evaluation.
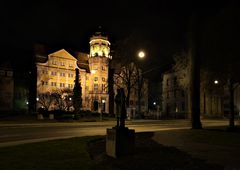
[162,71,187,118]
[36,31,111,113]
[162,69,224,118]
[0,62,14,112]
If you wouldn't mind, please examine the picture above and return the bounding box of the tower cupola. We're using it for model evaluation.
[89,29,111,59]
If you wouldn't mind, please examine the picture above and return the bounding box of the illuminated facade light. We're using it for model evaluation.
[91,70,97,74]
[153,102,156,105]
[214,80,219,84]
[36,97,39,101]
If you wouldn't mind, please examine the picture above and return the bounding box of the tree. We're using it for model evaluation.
[200,3,240,130]
[37,92,54,110]
[73,68,82,114]
[114,62,138,107]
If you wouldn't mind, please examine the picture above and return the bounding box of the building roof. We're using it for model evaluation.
[75,52,90,73]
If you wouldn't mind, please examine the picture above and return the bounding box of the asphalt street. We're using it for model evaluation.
[0,119,229,147]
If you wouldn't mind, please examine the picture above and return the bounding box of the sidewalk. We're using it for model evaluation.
[152,128,240,169]
[89,128,240,170]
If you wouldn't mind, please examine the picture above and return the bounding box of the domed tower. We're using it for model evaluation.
[88,30,112,113]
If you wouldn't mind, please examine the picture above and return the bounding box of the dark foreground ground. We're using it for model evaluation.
[88,132,225,170]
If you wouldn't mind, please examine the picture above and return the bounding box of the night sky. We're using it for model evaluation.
[2,0,238,75]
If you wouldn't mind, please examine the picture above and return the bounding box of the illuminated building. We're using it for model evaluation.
[36,31,111,113]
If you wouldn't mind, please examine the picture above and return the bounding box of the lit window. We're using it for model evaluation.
[68,73,73,77]
[51,71,57,76]
[60,62,65,66]
[60,83,65,87]
[102,77,105,82]
[52,60,57,65]
[51,82,57,86]
[60,73,65,77]
[94,77,98,81]
[94,84,98,91]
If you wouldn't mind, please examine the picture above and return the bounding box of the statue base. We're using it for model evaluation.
[106,127,135,158]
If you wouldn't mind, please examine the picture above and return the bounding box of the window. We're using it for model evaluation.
[102,77,105,82]
[60,62,65,66]
[60,72,65,77]
[174,90,177,98]
[94,77,98,81]
[102,84,106,92]
[42,70,48,74]
[68,73,73,78]
[174,77,177,85]
[51,71,57,76]
[60,83,65,87]
[69,63,73,67]
[52,60,57,65]
[130,100,133,105]
[94,84,98,91]
[68,84,73,88]
[51,82,57,86]
[102,66,105,70]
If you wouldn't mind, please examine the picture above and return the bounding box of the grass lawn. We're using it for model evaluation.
[0,136,100,170]
[1,128,239,170]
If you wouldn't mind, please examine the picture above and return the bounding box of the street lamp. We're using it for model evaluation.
[214,80,219,84]
[138,51,145,59]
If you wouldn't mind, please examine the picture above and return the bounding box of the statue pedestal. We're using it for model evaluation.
[106,127,135,158]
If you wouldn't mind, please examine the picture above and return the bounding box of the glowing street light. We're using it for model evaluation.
[138,51,145,59]
[214,80,219,84]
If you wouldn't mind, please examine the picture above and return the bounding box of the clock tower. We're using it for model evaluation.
[88,30,112,113]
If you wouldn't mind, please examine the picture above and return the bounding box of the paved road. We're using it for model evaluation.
[0,119,228,147]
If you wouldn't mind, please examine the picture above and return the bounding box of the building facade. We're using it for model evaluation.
[36,31,111,113]
[162,71,188,118]
[162,70,224,118]
[0,62,14,112]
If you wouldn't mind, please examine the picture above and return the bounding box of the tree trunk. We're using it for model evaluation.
[228,78,235,129]
[126,84,131,108]
[189,14,202,129]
